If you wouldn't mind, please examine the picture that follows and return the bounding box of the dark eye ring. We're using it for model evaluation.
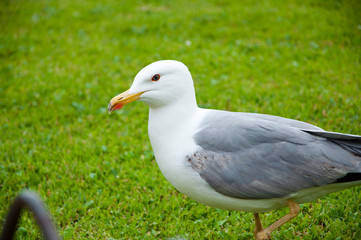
[151,74,160,81]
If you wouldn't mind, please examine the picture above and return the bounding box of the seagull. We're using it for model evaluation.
[108,60,361,240]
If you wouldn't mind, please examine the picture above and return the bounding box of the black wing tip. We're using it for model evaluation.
[334,173,361,183]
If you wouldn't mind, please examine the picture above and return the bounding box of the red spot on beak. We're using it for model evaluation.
[108,101,124,112]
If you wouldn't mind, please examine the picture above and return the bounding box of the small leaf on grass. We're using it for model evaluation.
[101,145,108,152]
[85,200,94,208]
[111,168,119,176]
[97,107,107,114]
[72,102,85,112]
[217,218,228,226]
[17,227,27,236]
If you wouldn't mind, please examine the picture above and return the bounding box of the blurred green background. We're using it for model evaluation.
[1,0,360,239]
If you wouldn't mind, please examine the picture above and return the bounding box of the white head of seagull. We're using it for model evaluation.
[108,60,197,111]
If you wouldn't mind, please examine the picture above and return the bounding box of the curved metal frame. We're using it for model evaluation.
[0,191,60,240]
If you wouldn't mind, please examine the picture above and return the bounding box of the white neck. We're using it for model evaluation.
[147,94,202,187]
[148,94,198,142]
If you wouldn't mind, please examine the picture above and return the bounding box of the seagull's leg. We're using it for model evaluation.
[253,213,265,239]
[256,200,300,240]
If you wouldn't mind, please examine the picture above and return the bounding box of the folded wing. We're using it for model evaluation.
[189,111,361,199]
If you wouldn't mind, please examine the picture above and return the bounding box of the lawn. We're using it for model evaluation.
[1,0,361,239]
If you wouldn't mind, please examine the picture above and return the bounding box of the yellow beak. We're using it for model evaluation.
[107,89,144,113]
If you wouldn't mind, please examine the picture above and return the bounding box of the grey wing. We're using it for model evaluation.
[240,112,324,131]
[190,110,361,199]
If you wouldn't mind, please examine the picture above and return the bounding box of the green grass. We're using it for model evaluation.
[1,0,361,239]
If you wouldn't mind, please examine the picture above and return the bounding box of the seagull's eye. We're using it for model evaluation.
[151,74,160,81]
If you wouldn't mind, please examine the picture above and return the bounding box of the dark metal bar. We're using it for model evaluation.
[0,191,60,240]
